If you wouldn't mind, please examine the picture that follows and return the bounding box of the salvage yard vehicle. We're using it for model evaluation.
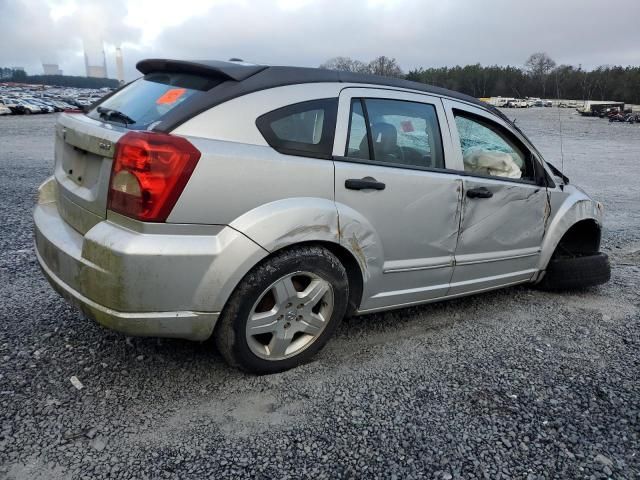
[0,98,25,114]
[16,99,42,114]
[34,59,611,373]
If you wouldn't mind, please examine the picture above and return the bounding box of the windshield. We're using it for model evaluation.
[86,72,222,130]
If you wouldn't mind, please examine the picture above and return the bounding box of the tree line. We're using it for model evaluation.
[321,54,640,104]
[0,67,119,89]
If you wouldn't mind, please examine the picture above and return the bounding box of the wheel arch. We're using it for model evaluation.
[537,195,604,276]
[226,240,365,319]
[278,240,364,317]
[553,219,602,256]
[225,198,368,316]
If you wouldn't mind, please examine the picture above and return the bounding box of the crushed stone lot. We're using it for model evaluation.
[1,109,639,479]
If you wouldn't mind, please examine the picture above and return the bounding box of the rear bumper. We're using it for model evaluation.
[34,181,267,340]
[36,246,218,340]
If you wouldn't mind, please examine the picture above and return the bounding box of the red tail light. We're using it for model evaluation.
[108,131,201,222]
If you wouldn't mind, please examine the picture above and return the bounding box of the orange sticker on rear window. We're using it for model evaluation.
[156,88,186,105]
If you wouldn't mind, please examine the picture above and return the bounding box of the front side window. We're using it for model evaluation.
[454,112,533,180]
[256,98,338,158]
[345,98,444,169]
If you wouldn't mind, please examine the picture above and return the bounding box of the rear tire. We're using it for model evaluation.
[215,246,349,374]
[536,252,610,291]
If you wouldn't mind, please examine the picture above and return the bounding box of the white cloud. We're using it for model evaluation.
[1,0,639,79]
[47,0,77,21]
[123,0,227,45]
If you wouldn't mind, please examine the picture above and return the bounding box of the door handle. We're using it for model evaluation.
[466,187,493,199]
[345,177,386,191]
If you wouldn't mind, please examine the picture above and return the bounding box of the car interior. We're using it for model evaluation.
[347,100,443,169]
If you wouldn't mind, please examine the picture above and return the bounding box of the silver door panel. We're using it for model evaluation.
[451,181,546,292]
[447,268,535,297]
[442,99,547,293]
[334,88,462,310]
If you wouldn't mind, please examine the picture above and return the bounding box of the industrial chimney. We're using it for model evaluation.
[115,47,125,85]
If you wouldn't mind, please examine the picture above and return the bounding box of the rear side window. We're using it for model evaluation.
[256,98,338,158]
[87,72,222,130]
[345,98,444,170]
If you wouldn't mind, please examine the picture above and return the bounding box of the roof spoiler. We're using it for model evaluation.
[136,59,267,82]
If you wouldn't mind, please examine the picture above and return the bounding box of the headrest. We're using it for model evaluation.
[360,122,398,155]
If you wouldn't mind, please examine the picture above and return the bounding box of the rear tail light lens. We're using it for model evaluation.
[108,131,201,222]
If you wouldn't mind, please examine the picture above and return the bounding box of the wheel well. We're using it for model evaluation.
[554,219,601,257]
[268,241,364,317]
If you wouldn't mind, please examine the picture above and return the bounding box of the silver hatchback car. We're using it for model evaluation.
[34,59,610,373]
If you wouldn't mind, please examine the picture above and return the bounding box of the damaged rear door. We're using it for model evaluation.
[333,88,462,311]
[443,100,549,295]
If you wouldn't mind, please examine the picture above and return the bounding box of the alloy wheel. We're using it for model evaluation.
[245,271,334,361]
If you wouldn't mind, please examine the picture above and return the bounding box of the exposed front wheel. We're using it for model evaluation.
[536,252,611,291]
[215,246,349,374]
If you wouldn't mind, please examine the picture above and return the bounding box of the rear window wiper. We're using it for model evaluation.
[96,106,135,126]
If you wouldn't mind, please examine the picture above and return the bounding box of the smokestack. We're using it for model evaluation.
[83,37,108,78]
[115,47,125,84]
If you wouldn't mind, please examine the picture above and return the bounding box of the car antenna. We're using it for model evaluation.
[556,77,566,186]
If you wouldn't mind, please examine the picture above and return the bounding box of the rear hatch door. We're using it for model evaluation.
[54,113,125,234]
[54,69,232,234]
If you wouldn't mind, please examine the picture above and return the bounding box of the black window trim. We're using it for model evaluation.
[333,155,457,176]
[360,98,376,161]
[256,97,338,160]
[451,108,548,186]
[344,98,375,160]
[342,96,447,172]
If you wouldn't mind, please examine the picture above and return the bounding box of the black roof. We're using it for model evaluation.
[136,58,497,132]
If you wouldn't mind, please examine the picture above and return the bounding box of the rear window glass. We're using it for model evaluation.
[86,72,221,129]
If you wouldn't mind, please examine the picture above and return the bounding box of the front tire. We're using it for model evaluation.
[215,246,349,374]
[536,252,611,291]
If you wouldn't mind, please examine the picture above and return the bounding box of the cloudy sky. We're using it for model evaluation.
[1,0,639,80]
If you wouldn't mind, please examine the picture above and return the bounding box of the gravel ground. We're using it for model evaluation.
[1,109,639,479]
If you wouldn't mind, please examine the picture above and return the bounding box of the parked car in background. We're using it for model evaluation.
[497,98,516,108]
[0,99,23,114]
[34,59,611,373]
[16,100,42,114]
[0,104,11,115]
[0,84,114,115]
[544,100,553,107]
[27,98,55,113]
